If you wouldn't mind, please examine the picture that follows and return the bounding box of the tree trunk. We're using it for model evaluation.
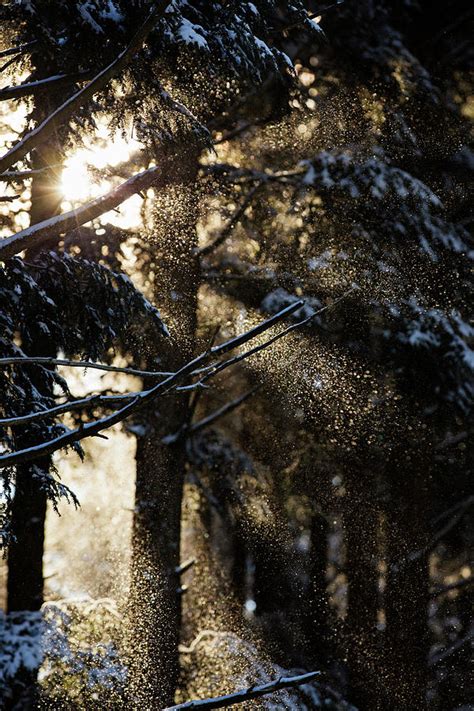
[305,508,333,666]
[381,439,430,711]
[127,149,200,708]
[7,107,62,614]
[343,456,381,710]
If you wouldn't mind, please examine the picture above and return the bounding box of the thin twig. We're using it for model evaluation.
[189,386,260,435]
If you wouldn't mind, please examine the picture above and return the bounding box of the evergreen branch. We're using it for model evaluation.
[165,671,320,709]
[0,0,171,174]
[0,301,303,468]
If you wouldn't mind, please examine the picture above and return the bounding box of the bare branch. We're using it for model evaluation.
[429,629,474,668]
[165,671,320,710]
[0,391,139,427]
[0,0,171,174]
[409,496,474,563]
[0,165,161,260]
[0,41,38,59]
[163,386,259,444]
[175,558,196,576]
[0,301,303,468]
[197,288,357,387]
[189,386,259,434]
[430,574,474,599]
[0,356,172,378]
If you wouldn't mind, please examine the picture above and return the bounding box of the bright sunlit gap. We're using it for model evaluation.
[60,126,147,229]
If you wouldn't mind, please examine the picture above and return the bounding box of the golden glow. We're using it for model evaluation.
[61,127,145,228]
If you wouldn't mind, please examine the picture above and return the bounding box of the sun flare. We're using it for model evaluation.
[60,128,145,228]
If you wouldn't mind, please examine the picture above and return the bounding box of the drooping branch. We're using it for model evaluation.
[165,671,320,710]
[0,301,303,468]
[0,165,161,260]
[0,0,171,174]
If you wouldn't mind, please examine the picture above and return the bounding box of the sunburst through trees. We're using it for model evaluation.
[0,2,472,709]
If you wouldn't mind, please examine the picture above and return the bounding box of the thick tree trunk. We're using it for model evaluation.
[343,456,381,711]
[381,439,430,711]
[305,509,333,666]
[7,116,62,614]
[127,150,200,708]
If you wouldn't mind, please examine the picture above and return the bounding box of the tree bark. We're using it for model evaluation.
[305,508,333,666]
[127,149,200,708]
[7,101,62,614]
[381,438,430,711]
[342,455,381,711]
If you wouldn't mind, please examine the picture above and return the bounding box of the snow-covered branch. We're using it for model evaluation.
[0,70,94,102]
[0,165,161,260]
[0,0,171,174]
[165,671,320,709]
[0,391,139,427]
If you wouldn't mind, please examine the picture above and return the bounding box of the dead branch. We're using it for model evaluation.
[165,671,320,709]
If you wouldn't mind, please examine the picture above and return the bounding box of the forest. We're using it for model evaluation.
[0,1,472,709]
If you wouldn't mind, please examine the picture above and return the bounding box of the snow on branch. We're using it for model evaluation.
[0,0,171,174]
[0,165,161,260]
[0,70,94,102]
[165,671,320,709]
